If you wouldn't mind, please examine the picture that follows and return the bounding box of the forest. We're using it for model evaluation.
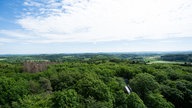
[0,53,192,108]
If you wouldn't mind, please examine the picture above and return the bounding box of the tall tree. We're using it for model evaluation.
[129,73,159,100]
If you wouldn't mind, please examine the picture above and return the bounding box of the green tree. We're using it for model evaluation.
[12,94,52,108]
[75,75,112,102]
[28,80,41,94]
[51,71,83,91]
[175,80,192,108]
[114,90,128,108]
[146,93,174,108]
[161,80,192,108]
[39,77,52,93]
[84,96,112,108]
[153,71,168,83]
[129,73,159,99]
[0,76,29,106]
[52,89,80,108]
[127,92,147,108]
[161,84,183,108]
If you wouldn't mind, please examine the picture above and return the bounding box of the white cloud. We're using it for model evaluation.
[0,37,15,43]
[17,0,192,43]
[0,30,38,39]
[24,0,42,7]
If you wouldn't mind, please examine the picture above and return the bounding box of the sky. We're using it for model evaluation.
[0,0,192,54]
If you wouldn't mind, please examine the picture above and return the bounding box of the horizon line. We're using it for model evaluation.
[0,50,192,55]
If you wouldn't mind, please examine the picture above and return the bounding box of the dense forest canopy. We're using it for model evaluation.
[161,54,192,62]
[0,53,192,108]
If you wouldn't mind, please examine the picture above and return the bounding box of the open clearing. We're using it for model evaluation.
[147,60,184,64]
[0,59,5,61]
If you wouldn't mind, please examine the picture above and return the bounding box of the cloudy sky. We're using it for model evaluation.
[0,0,192,54]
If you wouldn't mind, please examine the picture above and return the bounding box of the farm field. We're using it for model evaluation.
[147,60,184,64]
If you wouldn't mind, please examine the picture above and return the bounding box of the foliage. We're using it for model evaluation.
[52,89,80,108]
[0,76,29,105]
[145,93,174,108]
[127,92,147,108]
[129,73,159,99]
[75,73,113,102]
[12,94,52,108]
[0,53,192,107]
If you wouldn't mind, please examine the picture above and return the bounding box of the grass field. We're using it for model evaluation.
[144,56,184,64]
[26,60,50,62]
[0,59,5,61]
[147,60,184,64]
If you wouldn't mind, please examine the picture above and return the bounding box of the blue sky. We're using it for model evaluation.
[0,0,192,54]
